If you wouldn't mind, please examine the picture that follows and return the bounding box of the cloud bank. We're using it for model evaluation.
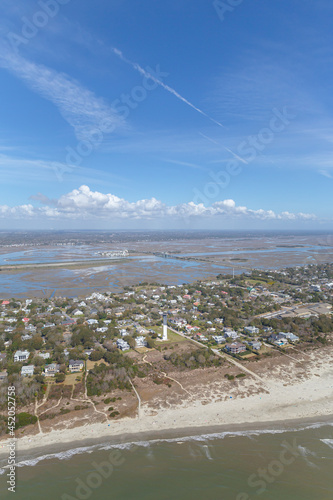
[0,185,316,222]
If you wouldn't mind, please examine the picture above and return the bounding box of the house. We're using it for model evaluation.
[21,334,32,341]
[117,339,130,351]
[69,360,84,372]
[38,352,50,360]
[244,326,259,335]
[73,310,84,316]
[248,340,262,350]
[225,342,247,354]
[0,371,7,380]
[87,319,98,326]
[44,364,60,376]
[135,336,147,348]
[62,318,76,326]
[21,365,34,377]
[25,324,37,333]
[14,350,30,362]
[43,322,55,329]
[212,335,225,344]
[224,329,239,340]
[0,353,6,364]
[269,334,288,346]
[280,332,299,343]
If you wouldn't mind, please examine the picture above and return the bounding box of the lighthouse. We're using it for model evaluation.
[162,313,168,340]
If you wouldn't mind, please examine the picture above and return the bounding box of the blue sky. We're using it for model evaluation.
[0,0,332,229]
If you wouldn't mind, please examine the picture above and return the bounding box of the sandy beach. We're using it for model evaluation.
[2,346,332,459]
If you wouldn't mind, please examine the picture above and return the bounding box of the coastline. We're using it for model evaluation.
[1,363,332,465]
[2,414,333,468]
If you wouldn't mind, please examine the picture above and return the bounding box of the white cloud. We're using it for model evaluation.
[0,185,316,222]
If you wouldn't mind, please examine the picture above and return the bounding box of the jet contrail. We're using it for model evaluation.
[112,48,225,128]
[199,132,248,164]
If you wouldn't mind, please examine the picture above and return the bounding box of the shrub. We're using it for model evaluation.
[15,413,37,429]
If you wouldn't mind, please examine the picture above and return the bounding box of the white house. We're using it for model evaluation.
[244,326,259,335]
[38,352,51,360]
[14,350,30,362]
[21,334,32,341]
[73,310,84,316]
[21,365,34,377]
[248,340,262,350]
[135,336,147,348]
[280,332,299,343]
[212,335,225,344]
[87,319,98,325]
[69,360,84,372]
[117,339,130,351]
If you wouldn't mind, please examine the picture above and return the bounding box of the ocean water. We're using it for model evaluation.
[1,422,332,500]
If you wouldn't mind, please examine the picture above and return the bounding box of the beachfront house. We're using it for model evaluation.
[69,360,84,372]
[269,334,288,346]
[14,350,30,362]
[248,340,262,351]
[225,342,247,354]
[44,363,60,376]
[280,332,299,343]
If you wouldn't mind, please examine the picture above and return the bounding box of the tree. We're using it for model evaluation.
[146,336,155,349]
[55,373,65,383]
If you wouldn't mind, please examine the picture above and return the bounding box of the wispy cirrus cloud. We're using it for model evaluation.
[0,185,316,222]
[0,43,124,141]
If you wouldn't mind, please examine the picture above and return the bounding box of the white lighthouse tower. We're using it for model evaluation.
[162,313,168,341]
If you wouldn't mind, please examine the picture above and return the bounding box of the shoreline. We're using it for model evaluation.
[0,414,332,469]
[1,362,332,463]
